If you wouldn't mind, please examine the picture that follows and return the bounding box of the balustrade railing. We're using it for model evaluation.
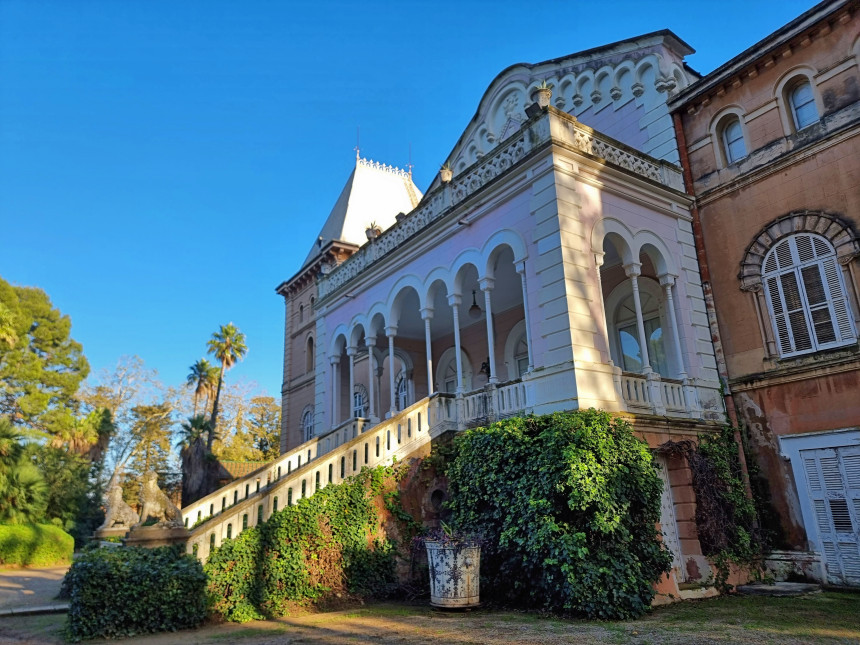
[497,381,528,418]
[620,373,651,410]
[184,392,473,561]
[661,379,687,412]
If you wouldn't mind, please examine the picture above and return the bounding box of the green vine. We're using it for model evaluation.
[205,464,406,622]
[661,426,769,592]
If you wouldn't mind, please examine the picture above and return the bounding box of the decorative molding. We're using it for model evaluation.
[317,110,685,301]
[739,210,860,291]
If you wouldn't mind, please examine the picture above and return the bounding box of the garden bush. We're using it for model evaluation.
[0,523,73,566]
[445,409,672,619]
[206,465,399,622]
[62,545,207,642]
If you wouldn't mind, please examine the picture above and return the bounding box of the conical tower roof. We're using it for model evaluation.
[302,155,422,268]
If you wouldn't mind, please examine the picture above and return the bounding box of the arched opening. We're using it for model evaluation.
[306,335,314,373]
[600,238,681,379]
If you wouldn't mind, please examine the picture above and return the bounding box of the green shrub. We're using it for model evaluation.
[445,410,671,619]
[205,465,399,622]
[0,523,73,566]
[62,545,207,642]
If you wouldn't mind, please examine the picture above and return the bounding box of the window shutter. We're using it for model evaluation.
[762,233,856,357]
[820,258,855,343]
[765,276,792,354]
[780,272,813,352]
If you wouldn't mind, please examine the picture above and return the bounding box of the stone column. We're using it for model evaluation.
[421,307,434,395]
[661,274,699,415]
[386,326,397,418]
[329,355,339,429]
[347,346,357,419]
[365,336,378,423]
[479,277,499,385]
[624,262,652,373]
[516,261,534,373]
[624,263,663,414]
[660,274,687,380]
[448,294,464,395]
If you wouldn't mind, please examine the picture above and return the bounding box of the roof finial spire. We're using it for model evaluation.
[407,142,413,177]
[355,126,360,160]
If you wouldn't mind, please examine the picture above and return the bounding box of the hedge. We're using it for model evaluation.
[62,545,207,641]
[445,410,672,619]
[0,523,73,566]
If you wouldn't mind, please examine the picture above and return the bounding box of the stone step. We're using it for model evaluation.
[736,582,821,596]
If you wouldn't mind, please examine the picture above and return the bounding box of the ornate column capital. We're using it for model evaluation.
[447,293,462,308]
[479,277,495,292]
[385,325,398,338]
[419,307,434,321]
[658,273,678,288]
[623,262,642,278]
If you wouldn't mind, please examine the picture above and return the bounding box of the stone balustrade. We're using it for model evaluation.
[318,109,684,301]
[184,393,461,561]
[617,371,718,420]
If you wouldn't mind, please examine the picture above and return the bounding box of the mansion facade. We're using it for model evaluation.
[268,0,859,590]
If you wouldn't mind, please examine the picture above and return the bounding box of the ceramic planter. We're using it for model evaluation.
[425,540,480,608]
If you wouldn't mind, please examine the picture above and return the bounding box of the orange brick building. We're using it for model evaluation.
[670,0,860,585]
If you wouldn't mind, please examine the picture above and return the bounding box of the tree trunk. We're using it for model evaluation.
[207,363,225,451]
[181,437,208,506]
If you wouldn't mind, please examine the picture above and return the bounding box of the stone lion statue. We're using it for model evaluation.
[137,470,184,529]
[97,478,139,531]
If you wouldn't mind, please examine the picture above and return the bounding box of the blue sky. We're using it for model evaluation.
[0,0,818,397]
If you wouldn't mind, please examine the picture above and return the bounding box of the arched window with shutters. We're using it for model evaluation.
[789,80,818,130]
[301,405,315,442]
[352,383,368,418]
[394,370,410,411]
[762,233,857,358]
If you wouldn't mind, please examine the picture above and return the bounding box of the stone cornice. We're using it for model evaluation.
[275,241,358,297]
[693,115,860,207]
[317,108,685,302]
[670,0,857,115]
[729,345,860,391]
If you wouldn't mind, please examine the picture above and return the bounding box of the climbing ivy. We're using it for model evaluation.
[205,465,401,622]
[661,425,768,591]
[445,410,671,619]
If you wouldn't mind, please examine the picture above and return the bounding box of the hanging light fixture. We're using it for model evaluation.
[469,290,482,319]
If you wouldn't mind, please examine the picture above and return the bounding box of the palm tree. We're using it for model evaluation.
[175,414,214,452]
[186,359,218,417]
[206,323,247,450]
[0,416,47,523]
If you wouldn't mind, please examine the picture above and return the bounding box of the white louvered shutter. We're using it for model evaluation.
[801,446,860,586]
[762,235,857,358]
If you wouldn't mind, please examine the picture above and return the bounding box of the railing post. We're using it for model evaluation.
[647,372,666,415]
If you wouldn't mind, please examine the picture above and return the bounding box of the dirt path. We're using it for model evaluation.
[0,567,68,612]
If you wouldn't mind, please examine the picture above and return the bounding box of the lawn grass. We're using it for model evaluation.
[0,591,856,644]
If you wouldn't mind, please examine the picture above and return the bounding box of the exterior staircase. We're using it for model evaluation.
[182,393,459,561]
